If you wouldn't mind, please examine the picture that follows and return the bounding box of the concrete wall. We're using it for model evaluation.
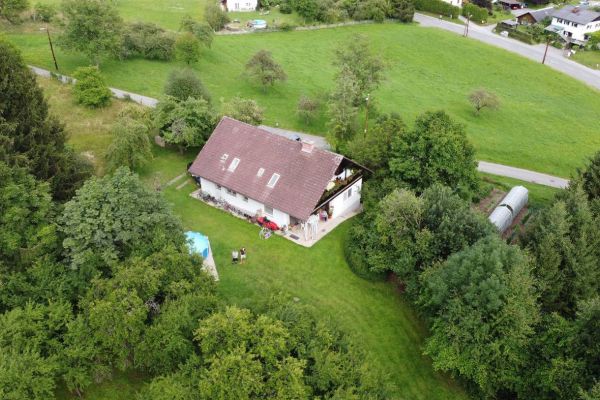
[199,178,290,227]
[329,178,362,219]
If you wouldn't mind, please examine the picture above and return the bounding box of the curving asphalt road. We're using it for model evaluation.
[414,13,600,91]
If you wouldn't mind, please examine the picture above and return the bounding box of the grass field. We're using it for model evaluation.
[572,50,600,70]
[7,23,600,177]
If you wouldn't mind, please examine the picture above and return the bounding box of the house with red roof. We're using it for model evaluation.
[188,117,367,231]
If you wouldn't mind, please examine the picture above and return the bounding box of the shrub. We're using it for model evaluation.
[121,22,175,60]
[462,3,488,23]
[279,1,292,13]
[72,66,112,108]
[33,3,56,22]
[204,2,229,31]
[296,95,319,123]
[277,21,295,31]
[222,97,264,125]
[180,16,214,48]
[175,33,201,65]
[353,0,389,22]
[164,69,211,102]
[389,0,415,22]
[344,222,387,281]
[413,0,459,18]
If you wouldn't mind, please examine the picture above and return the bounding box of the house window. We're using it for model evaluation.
[242,196,249,202]
[257,167,265,177]
[267,173,280,188]
[226,188,237,196]
[216,184,222,190]
[264,205,273,215]
[228,157,240,172]
[344,187,353,200]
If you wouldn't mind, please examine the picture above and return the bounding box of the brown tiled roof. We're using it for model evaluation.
[188,117,343,221]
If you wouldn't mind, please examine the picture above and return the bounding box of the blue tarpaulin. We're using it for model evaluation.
[185,231,210,259]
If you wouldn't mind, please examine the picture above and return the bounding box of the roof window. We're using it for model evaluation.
[227,157,240,172]
[257,168,265,177]
[267,173,280,188]
[220,153,229,162]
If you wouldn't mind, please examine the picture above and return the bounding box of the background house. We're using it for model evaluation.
[546,5,600,44]
[188,117,366,229]
[516,7,554,25]
[222,0,257,12]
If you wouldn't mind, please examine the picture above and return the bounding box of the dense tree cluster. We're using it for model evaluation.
[346,119,600,398]
[283,0,414,23]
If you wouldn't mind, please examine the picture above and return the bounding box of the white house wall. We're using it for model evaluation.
[552,17,600,41]
[199,178,291,227]
[329,178,362,219]
[226,0,257,11]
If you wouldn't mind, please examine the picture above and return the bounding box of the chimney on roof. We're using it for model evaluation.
[301,140,314,153]
[573,6,580,12]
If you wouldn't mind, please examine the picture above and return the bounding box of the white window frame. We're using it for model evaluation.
[267,173,280,188]
[257,168,265,177]
[226,188,237,197]
[264,205,274,216]
[227,157,240,172]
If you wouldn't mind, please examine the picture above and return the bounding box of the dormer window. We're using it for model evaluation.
[227,158,240,172]
[257,168,265,177]
[267,173,280,188]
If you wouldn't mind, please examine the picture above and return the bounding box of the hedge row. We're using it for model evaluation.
[414,0,460,18]
[462,3,488,23]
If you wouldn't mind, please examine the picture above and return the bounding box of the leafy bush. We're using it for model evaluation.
[175,32,201,65]
[277,21,295,31]
[353,0,389,22]
[462,3,488,23]
[204,2,229,31]
[121,22,175,60]
[72,66,112,108]
[296,95,319,123]
[164,69,211,102]
[389,0,415,22]
[105,113,153,173]
[414,0,460,18]
[180,16,214,48]
[33,3,56,22]
[222,97,264,125]
[279,1,292,13]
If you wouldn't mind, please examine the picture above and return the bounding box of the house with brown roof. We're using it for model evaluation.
[188,117,366,231]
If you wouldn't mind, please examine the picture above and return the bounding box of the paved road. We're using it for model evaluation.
[414,13,600,91]
[258,125,331,150]
[478,161,569,188]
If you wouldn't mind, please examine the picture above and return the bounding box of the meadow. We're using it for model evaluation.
[7,22,600,177]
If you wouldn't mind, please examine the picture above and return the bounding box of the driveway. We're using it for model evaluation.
[414,13,600,91]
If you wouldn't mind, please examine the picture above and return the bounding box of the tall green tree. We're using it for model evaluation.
[522,185,600,315]
[577,149,600,202]
[164,68,211,102]
[175,32,201,65]
[421,236,539,397]
[60,167,185,271]
[180,16,214,48]
[203,2,229,31]
[59,0,124,65]
[389,0,415,22]
[0,0,29,23]
[327,67,359,147]
[245,50,287,90]
[333,34,384,106]
[0,40,92,201]
[154,96,217,152]
[389,110,479,199]
[105,115,152,173]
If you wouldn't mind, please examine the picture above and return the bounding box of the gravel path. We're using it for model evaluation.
[478,161,569,188]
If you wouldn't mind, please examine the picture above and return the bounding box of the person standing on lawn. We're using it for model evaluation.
[240,247,247,264]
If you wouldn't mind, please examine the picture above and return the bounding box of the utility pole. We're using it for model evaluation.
[364,94,370,137]
[542,37,551,65]
[44,26,59,71]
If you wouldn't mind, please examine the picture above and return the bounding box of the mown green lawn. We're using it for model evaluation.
[572,50,600,70]
[7,23,600,177]
[161,182,468,400]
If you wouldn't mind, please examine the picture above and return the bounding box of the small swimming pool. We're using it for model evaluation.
[185,231,210,259]
[252,19,267,29]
